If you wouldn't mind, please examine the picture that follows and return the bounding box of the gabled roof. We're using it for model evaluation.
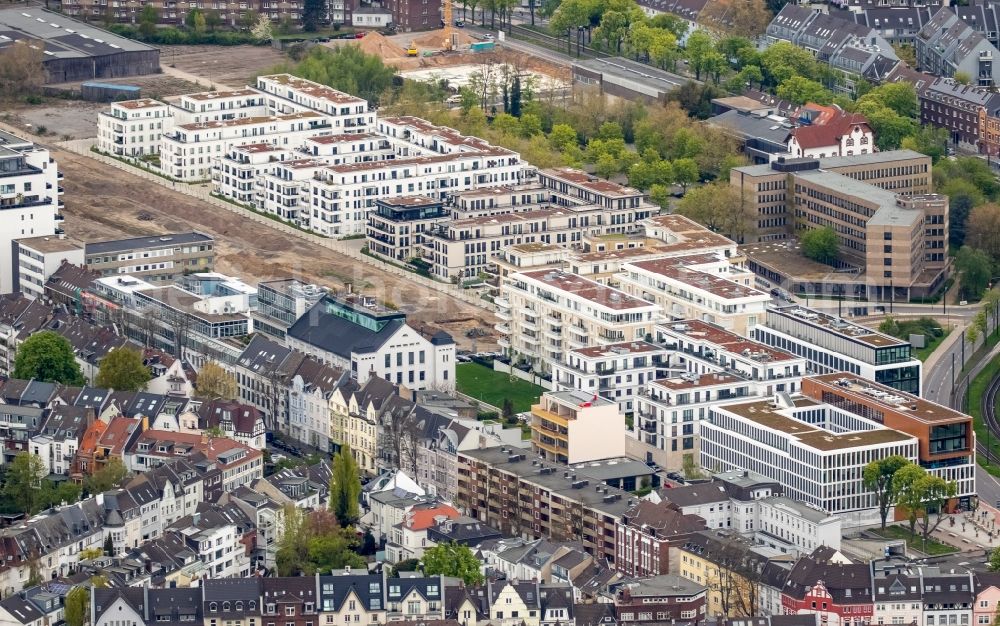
[789,111,871,150]
[287,300,405,358]
[148,588,203,626]
[318,573,384,612]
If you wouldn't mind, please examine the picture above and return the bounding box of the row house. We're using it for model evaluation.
[919,77,1000,155]
[127,428,264,492]
[194,400,267,450]
[166,501,254,579]
[610,575,706,626]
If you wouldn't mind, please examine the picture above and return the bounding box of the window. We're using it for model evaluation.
[286,608,296,617]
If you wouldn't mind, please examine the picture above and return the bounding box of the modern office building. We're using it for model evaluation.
[731,150,948,300]
[753,305,923,394]
[530,390,625,464]
[0,131,62,294]
[251,279,327,340]
[12,236,85,300]
[84,232,215,283]
[701,373,975,522]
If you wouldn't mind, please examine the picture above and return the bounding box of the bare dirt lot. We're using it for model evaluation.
[54,147,498,350]
[161,44,288,90]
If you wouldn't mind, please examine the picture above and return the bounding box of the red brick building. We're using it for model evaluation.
[614,499,705,577]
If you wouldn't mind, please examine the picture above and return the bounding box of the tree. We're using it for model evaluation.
[509,75,523,117]
[205,10,223,31]
[699,0,771,39]
[65,586,88,626]
[501,398,515,420]
[863,456,911,530]
[138,3,158,38]
[302,0,325,31]
[893,463,928,537]
[84,457,129,495]
[276,507,365,576]
[857,82,918,119]
[901,126,949,163]
[954,71,972,85]
[421,542,485,585]
[38,479,81,510]
[3,452,45,515]
[278,46,396,105]
[330,445,361,526]
[684,30,715,81]
[13,331,85,385]
[675,182,757,243]
[776,76,833,105]
[672,158,699,192]
[967,203,1000,261]
[391,558,422,576]
[990,545,1000,572]
[251,13,272,41]
[913,474,957,541]
[185,8,203,29]
[79,547,104,560]
[0,40,46,100]
[192,10,207,34]
[196,361,238,399]
[548,124,578,151]
[95,347,150,392]
[801,227,839,265]
[955,246,992,301]
[103,534,114,556]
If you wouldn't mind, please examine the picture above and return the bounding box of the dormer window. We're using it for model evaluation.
[223,603,231,612]
[267,604,276,614]
[305,603,314,613]
[236,602,243,611]
[210,604,218,612]
[249,602,257,611]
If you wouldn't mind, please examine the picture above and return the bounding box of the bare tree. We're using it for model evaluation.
[378,405,423,475]
[0,40,45,100]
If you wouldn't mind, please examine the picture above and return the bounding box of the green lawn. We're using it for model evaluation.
[870,525,958,555]
[915,328,950,361]
[456,362,544,413]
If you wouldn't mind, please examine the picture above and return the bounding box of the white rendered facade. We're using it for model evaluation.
[215,143,293,206]
[13,235,85,300]
[498,269,663,374]
[551,341,670,416]
[97,98,174,157]
[617,255,769,337]
[0,132,61,294]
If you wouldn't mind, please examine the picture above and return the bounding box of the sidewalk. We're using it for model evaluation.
[930,505,1000,552]
[924,322,967,385]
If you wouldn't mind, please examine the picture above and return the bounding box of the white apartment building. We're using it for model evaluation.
[256,74,374,132]
[161,111,333,181]
[0,131,61,294]
[551,341,670,416]
[498,269,663,374]
[617,255,770,336]
[259,157,330,223]
[701,393,919,523]
[531,389,625,464]
[12,235,85,300]
[753,305,923,395]
[630,320,806,471]
[171,88,267,125]
[97,98,174,157]
[754,495,842,555]
[308,147,525,237]
[215,143,292,205]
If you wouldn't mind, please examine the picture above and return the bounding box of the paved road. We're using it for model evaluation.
[979,465,1000,509]
[924,329,968,408]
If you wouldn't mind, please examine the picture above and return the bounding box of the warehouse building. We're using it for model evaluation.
[0,8,159,83]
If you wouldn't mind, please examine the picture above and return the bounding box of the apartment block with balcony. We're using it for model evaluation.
[497,269,663,374]
[0,131,62,294]
[215,143,292,206]
[551,341,670,417]
[616,255,769,337]
[97,99,173,158]
[753,305,923,394]
[172,89,268,125]
[161,111,333,182]
[530,390,624,464]
[251,278,325,340]
[257,74,374,132]
[632,320,806,471]
[366,196,450,263]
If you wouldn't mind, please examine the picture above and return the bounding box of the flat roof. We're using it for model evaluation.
[720,397,916,452]
[136,286,246,321]
[665,320,798,362]
[811,373,970,424]
[306,132,380,144]
[114,98,164,110]
[544,389,616,408]
[628,258,769,300]
[86,232,213,256]
[793,169,917,228]
[571,341,664,358]
[516,269,657,311]
[653,372,744,391]
[572,56,686,98]
[818,148,929,170]
[540,167,642,198]
[260,73,366,105]
[770,305,908,348]
[176,111,321,131]
[16,235,83,254]
[182,88,259,102]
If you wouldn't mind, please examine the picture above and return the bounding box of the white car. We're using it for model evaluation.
[445,94,463,104]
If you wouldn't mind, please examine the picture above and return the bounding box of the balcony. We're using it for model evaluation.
[496,309,512,321]
[498,337,511,348]
[522,316,539,331]
[495,323,510,334]
[543,325,562,339]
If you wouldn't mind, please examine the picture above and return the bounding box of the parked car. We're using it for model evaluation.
[454,19,465,26]
[355,31,366,38]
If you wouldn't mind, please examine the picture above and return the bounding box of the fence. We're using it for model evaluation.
[61,139,490,311]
